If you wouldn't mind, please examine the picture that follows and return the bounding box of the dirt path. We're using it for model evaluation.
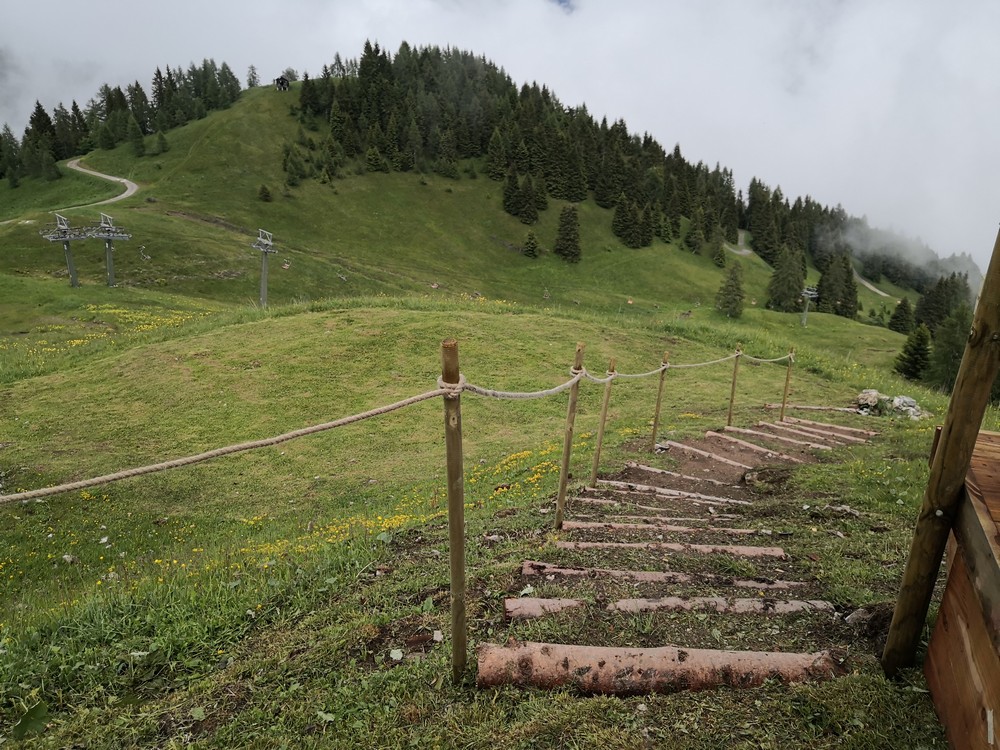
[64,158,139,207]
[854,269,892,298]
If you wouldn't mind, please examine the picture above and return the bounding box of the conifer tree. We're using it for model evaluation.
[715,260,745,318]
[258,183,272,202]
[612,192,629,240]
[926,305,971,391]
[485,128,507,180]
[888,297,915,334]
[502,169,523,217]
[816,252,848,313]
[518,176,538,224]
[766,245,807,312]
[156,131,169,154]
[684,217,704,254]
[639,204,654,247]
[894,324,931,381]
[127,115,145,157]
[711,228,727,268]
[553,205,581,263]
[523,231,539,258]
[246,65,260,88]
[532,171,548,212]
[365,146,385,172]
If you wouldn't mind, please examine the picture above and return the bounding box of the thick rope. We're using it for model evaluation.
[0,388,450,504]
[743,354,792,364]
[667,353,740,369]
[453,370,585,400]
[614,365,668,380]
[4,345,792,504]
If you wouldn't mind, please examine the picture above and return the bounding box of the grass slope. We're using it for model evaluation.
[0,86,967,748]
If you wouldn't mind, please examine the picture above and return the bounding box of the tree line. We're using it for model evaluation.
[275,39,973,306]
[0,58,244,186]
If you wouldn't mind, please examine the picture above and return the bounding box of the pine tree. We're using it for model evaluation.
[888,297,915,334]
[485,128,507,180]
[532,172,548,212]
[894,324,931,381]
[715,260,745,318]
[258,183,272,202]
[502,169,522,217]
[639,204,654,247]
[518,176,538,224]
[246,65,261,88]
[684,217,704,254]
[611,192,629,240]
[524,231,539,258]
[553,205,581,263]
[127,115,145,157]
[925,305,971,391]
[816,252,848,313]
[766,245,807,312]
[156,131,169,154]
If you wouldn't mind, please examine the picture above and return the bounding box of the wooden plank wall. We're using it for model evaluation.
[925,539,1000,749]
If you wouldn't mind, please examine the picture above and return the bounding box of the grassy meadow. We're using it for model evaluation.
[0,85,977,748]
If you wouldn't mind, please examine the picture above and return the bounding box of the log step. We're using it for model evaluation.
[596,479,752,506]
[780,416,878,437]
[477,641,844,693]
[609,596,834,614]
[624,462,731,486]
[506,597,583,619]
[758,421,863,445]
[556,540,786,559]
[723,425,832,450]
[576,497,740,519]
[521,560,805,590]
[705,431,804,462]
[562,519,761,536]
[658,440,753,469]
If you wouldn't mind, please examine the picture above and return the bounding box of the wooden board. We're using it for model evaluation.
[926,540,1000,750]
[968,431,1000,529]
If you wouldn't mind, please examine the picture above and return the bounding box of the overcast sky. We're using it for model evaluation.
[3,0,998,270]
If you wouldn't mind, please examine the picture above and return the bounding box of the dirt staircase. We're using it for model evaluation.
[477,415,879,694]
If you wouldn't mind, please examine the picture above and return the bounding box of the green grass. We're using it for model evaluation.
[0,87,966,748]
[0,169,120,222]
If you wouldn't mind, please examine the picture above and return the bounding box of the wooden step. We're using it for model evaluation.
[477,641,844,693]
[556,540,786,559]
[723,425,832,451]
[705,431,804,462]
[609,596,834,614]
[596,479,752,506]
[780,415,878,437]
[521,560,805,590]
[562,519,762,536]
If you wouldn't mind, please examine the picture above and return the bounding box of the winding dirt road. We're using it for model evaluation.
[65,158,139,207]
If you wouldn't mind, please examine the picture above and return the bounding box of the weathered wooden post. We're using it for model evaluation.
[649,352,670,452]
[779,348,795,422]
[726,344,743,427]
[554,343,585,530]
[441,339,467,683]
[881,226,1000,677]
[589,358,616,488]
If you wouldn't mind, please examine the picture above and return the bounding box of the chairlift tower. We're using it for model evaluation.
[801,286,819,327]
[39,214,89,287]
[89,213,132,287]
[251,229,277,308]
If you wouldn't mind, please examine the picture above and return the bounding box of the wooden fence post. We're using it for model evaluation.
[726,344,743,427]
[441,339,467,684]
[779,348,795,422]
[649,352,670,451]
[555,343,585,529]
[882,226,1000,677]
[589,358,616,488]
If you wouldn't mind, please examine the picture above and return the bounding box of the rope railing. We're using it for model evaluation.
[0,337,799,685]
[0,346,794,506]
[0,387,451,505]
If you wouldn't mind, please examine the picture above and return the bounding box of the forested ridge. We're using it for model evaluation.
[0,40,981,336]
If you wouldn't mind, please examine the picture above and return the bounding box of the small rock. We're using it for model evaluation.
[845,608,872,626]
[62,554,79,565]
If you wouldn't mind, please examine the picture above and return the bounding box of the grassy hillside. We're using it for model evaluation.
[0,86,971,747]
